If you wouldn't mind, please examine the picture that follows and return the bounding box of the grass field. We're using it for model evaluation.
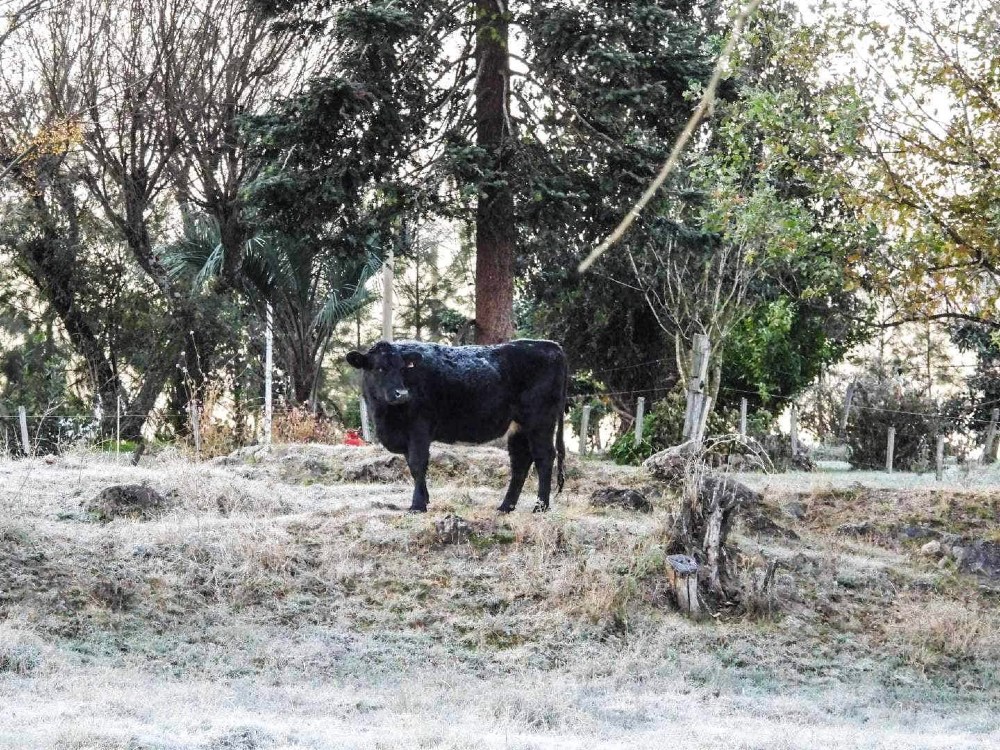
[1,444,998,749]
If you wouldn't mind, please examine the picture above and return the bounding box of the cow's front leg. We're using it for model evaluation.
[406,422,431,513]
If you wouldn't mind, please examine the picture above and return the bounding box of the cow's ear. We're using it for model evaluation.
[346,351,370,370]
[402,352,422,368]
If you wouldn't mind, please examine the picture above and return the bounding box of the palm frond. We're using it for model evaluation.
[313,252,383,333]
[157,215,225,294]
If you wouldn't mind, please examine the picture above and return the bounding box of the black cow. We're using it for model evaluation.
[346,339,567,513]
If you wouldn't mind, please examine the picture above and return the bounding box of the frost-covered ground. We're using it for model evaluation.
[1,446,998,749]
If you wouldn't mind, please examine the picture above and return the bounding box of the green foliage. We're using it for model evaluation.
[606,389,735,465]
[952,323,1000,445]
[846,383,960,471]
[522,2,871,420]
[840,0,1000,323]
[161,215,380,405]
[520,1,717,402]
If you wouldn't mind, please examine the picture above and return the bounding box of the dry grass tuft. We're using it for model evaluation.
[885,598,1000,670]
[0,622,45,675]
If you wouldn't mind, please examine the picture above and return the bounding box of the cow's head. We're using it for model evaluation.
[346,342,422,406]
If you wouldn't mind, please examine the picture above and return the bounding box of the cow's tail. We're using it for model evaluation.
[556,358,567,494]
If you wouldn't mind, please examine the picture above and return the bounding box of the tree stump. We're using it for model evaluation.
[644,444,764,606]
[666,554,701,618]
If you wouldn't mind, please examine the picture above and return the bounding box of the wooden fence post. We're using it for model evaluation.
[666,554,701,619]
[886,426,895,473]
[18,406,30,457]
[739,398,748,438]
[382,248,394,341]
[634,397,645,445]
[359,397,372,443]
[984,408,999,464]
[840,382,855,436]
[682,335,710,441]
[580,405,591,456]
[695,395,713,445]
[789,404,798,455]
[264,303,273,447]
[189,400,201,460]
[116,395,121,458]
[936,436,945,481]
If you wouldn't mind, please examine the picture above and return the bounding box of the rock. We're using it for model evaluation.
[782,501,808,521]
[700,474,763,506]
[956,540,1000,579]
[920,540,942,556]
[898,525,939,541]
[836,522,878,538]
[641,442,697,481]
[589,488,652,512]
[434,514,474,545]
[939,532,964,548]
[342,453,408,482]
[742,508,799,540]
[84,484,170,522]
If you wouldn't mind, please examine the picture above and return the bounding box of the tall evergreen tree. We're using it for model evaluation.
[253,0,525,343]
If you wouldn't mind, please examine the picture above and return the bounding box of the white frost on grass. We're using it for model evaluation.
[3,657,999,749]
[1,448,998,749]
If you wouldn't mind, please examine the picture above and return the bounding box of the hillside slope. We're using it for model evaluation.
[1,445,998,749]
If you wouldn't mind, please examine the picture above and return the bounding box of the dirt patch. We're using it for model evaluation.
[589,487,652,512]
[342,452,408,482]
[217,443,513,488]
[83,484,171,522]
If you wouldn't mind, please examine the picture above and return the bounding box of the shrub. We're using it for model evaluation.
[607,389,735,465]
[846,382,960,470]
[272,406,342,444]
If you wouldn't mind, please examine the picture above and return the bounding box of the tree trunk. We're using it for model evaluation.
[474,0,515,345]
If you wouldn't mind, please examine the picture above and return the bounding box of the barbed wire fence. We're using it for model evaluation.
[3,321,998,480]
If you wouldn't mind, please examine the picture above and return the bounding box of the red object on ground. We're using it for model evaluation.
[344,429,365,447]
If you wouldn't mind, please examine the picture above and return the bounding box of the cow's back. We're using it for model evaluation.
[399,340,565,444]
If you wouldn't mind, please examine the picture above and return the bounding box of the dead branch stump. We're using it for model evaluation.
[644,446,763,605]
[665,554,701,618]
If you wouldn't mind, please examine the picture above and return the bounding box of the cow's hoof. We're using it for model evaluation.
[532,502,550,514]
[496,503,515,514]
[407,506,428,514]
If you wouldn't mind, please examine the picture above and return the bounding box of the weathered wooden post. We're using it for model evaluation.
[189,400,201,460]
[682,335,710,441]
[695,395,714,444]
[359,397,372,443]
[634,397,645,446]
[936,436,945,481]
[739,397,748,438]
[17,406,30,457]
[984,408,999,464]
[580,405,591,456]
[382,248,394,342]
[789,404,799,456]
[840,382,855,436]
[886,426,895,473]
[264,303,273,447]
[666,554,701,619]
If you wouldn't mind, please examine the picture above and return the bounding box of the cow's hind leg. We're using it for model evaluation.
[527,428,556,513]
[498,432,533,513]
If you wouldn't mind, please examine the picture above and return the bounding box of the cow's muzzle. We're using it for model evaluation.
[387,388,410,405]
